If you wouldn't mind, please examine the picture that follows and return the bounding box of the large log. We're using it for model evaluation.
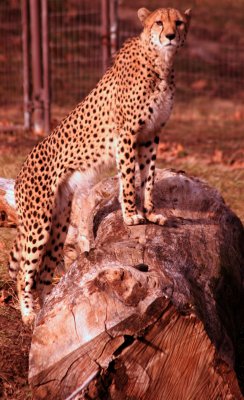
[0,178,16,227]
[2,170,244,399]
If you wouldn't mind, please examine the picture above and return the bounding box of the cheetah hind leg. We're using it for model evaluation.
[17,218,70,324]
[37,205,71,306]
[37,171,95,305]
[17,238,47,325]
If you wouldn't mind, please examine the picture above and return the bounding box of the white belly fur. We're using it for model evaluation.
[144,82,174,134]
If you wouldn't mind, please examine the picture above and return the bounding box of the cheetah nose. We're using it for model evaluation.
[165,33,176,41]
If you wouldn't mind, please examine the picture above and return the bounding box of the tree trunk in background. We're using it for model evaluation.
[1,170,244,399]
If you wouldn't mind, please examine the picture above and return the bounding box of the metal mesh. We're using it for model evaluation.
[118,0,244,106]
[0,0,23,125]
[0,0,243,128]
[48,0,103,121]
[47,0,244,122]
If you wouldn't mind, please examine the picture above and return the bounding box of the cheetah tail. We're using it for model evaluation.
[8,230,21,280]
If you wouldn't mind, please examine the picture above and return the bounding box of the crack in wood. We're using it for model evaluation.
[70,308,80,342]
[113,335,135,357]
[65,369,100,400]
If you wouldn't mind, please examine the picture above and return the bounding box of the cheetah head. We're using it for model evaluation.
[138,7,191,59]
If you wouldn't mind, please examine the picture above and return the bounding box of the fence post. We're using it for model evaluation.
[42,0,50,134]
[101,0,110,73]
[29,0,43,134]
[21,0,31,130]
[109,0,118,59]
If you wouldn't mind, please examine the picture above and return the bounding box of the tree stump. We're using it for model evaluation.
[5,169,244,399]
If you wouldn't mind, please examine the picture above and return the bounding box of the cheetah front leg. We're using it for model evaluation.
[116,133,145,226]
[138,134,167,225]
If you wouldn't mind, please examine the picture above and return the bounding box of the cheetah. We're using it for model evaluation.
[9,7,191,324]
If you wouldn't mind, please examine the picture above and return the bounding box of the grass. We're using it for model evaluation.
[0,155,25,179]
[156,97,244,223]
[0,134,35,399]
[0,152,27,284]
[158,159,244,222]
[0,305,32,399]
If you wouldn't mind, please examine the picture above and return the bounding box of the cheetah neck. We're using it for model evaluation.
[139,35,175,80]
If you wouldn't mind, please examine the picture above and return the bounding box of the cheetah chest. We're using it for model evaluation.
[144,81,174,132]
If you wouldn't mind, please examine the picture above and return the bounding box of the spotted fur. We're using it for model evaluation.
[9,7,191,324]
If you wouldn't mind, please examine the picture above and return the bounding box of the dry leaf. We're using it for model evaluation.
[191,79,208,91]
[212,149,223,163]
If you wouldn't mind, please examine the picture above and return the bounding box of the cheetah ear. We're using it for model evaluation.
[184,8,192,30]
[138,8,151,26]
[184,9,192,23]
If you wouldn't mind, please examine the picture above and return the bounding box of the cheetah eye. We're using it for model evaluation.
[176,20,184,27]
[156,20,163,26]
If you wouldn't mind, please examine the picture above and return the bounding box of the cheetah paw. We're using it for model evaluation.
[21,310,36,326]
[78,234,92,253]
[124,214,146,226]
[146,213,167,226]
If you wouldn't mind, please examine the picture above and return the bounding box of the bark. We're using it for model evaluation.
[2,170,244,399]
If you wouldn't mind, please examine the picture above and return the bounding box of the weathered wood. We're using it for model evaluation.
[0,178,16,227]
[5,170,244,399]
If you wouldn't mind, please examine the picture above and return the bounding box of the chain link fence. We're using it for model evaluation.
[48,0,103,121]
[119,0,244,102]
[0,0,243,129]
[0,0,23,127]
